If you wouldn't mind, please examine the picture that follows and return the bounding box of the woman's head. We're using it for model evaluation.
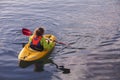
[34,27,44,36]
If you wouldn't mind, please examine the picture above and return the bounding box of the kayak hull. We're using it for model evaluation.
[18,34,56,68]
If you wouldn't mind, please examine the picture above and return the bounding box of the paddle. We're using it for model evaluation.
[22,28,68,45]
[22,28,86,50]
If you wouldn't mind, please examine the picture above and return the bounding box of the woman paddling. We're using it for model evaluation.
[29,27,48,51]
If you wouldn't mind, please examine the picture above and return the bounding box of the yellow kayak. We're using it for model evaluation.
[18,34,56,62]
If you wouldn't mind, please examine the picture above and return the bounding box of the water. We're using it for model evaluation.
[0,0,120,80]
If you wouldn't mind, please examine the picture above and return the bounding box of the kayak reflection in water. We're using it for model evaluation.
[19,57,54,72]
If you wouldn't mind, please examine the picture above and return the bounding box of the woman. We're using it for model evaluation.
[29,27,49,51]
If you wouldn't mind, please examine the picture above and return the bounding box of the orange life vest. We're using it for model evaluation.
[31,36,42,46]
[30,35,43,51]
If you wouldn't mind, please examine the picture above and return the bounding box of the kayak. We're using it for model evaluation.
[18,34,56,68]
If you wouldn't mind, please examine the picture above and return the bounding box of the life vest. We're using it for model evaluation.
[30,35,43,51]
[32,36,42,46]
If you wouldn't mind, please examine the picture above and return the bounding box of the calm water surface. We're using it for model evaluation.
[0,0,120,80]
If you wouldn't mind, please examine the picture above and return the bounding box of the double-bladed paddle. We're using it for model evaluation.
[22,28,68,45]
[22,28,85,50]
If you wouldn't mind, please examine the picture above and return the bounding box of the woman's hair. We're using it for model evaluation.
[33,27,44,36]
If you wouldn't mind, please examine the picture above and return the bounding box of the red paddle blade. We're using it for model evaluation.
[22,28,32,36]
